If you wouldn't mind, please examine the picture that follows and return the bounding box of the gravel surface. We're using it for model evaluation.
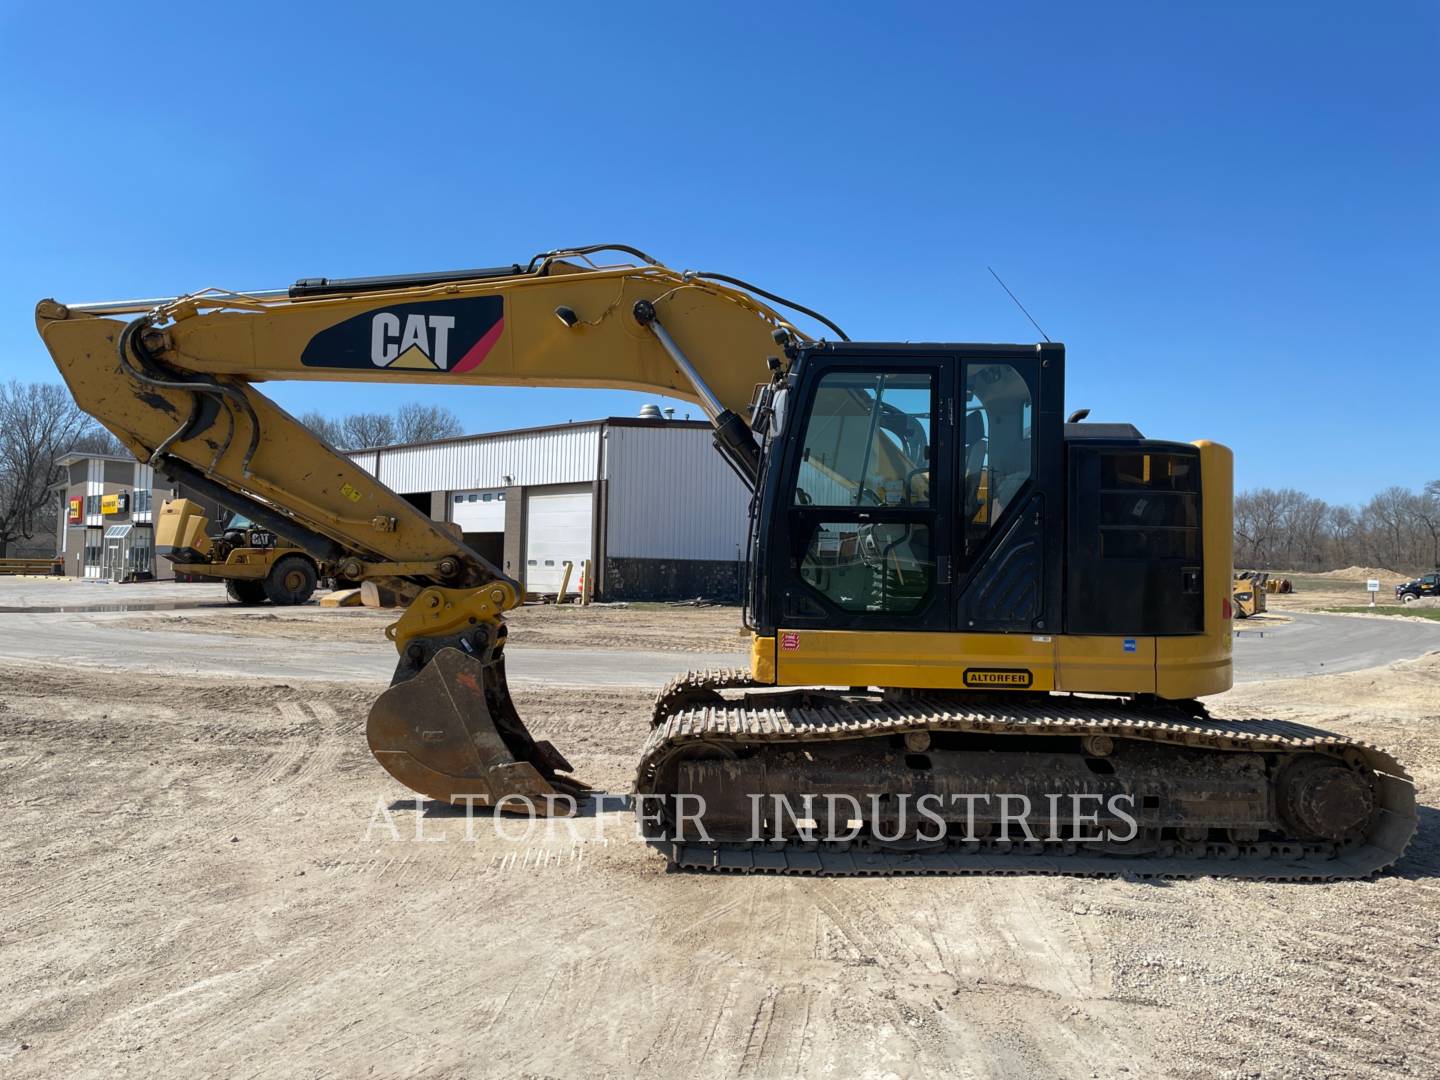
[2,649,1436,1078]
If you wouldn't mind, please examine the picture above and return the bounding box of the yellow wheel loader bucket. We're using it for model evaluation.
[366,646,586,813]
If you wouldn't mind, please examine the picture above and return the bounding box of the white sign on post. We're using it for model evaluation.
[1367,579,1380,607]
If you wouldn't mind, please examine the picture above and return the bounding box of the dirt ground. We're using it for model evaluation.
[2,645,1438,1078]
[1261,574,1410,614]
[112,601,751,653]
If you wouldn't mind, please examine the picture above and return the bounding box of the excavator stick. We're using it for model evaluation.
[367,646,588,814]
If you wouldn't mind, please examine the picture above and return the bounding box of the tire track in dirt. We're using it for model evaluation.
[22,694,378,1059]
[1105,873,1440,1080]
[808,879,933,971]
[1176,1011,1416,1080]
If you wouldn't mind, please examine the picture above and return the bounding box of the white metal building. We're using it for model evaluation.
[345,415,751,601]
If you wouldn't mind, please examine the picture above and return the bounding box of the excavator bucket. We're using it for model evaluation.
[366,647,586,813]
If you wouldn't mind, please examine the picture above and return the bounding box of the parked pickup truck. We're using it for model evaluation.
[1395,572,1440,604]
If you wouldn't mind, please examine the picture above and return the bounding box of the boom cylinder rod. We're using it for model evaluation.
[631,300,761,488]
[633,301,725,423]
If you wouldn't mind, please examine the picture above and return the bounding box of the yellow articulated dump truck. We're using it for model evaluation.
[156,498,331,605]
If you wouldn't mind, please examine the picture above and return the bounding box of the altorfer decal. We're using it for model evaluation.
[961,668,1033,688]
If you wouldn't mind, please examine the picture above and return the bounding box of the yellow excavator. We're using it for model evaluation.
[35,246,1415,878]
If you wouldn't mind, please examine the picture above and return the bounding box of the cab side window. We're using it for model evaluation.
[962,363,1033,558]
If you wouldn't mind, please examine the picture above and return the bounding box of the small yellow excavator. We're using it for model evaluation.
[35,246,1415,878]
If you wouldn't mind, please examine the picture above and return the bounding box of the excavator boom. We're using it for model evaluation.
[37,250,797,585]
[36,247,804,815]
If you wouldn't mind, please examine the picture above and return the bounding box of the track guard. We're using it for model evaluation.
[367,646,584,813]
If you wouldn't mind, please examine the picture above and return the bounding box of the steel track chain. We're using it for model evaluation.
[635,688,1417,881]
[650,668,760,727]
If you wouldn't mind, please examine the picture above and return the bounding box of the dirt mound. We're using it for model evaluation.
[1312,565,1411,582]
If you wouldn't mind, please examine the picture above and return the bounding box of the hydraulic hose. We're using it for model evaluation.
[117,316,263,476]
[690,271,850,342]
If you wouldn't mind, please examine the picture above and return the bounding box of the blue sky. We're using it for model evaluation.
[1,3,1434,504]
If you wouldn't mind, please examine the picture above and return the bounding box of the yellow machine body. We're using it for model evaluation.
[1233,570,1268,619]
[154,497,212,557]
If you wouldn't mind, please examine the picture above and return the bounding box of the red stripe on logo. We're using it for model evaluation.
[450,316,505,373]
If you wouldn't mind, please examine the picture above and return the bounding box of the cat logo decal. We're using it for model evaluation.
[301,297,503,374]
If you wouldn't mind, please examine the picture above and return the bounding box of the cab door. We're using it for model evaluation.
[953,349,1061,634]
[767,352,955,632]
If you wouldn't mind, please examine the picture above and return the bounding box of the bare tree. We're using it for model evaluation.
[340,412,399,450]
[298,410,344,447]
[0,382,99,557]
[395,402,462,443]
[67,428,127,456]
[1411,480,1440,569]
[1234,489,1284,568]
[1366,487,1416,571]
[299,403,463,450]
[1324,504,1358,568]
[1286,493,1329,569]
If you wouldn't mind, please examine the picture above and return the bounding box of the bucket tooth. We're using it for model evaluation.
[366,646,582,813]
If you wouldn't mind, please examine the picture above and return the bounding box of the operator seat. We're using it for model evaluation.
[964,410,988,524]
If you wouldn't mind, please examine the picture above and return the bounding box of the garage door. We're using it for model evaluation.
[451,488,506,532]
[525,485,592,595]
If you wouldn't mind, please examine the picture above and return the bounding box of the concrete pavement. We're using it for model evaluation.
[1231,610,1440,681]
[0,579,1437,687]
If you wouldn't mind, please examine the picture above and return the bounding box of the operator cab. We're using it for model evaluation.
[222,512,276,549]
[749,342,1206,638]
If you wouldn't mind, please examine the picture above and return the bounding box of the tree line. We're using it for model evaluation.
[298,403,462,449]
[1235,481,1440,574]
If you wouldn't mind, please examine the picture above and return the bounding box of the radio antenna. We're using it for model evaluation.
[987,267,1051,343]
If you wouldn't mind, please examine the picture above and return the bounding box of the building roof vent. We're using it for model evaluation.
[637,403,663,420]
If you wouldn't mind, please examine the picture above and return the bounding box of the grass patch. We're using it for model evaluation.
[1283,574,1363,591]
[1319,605,1440,620]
